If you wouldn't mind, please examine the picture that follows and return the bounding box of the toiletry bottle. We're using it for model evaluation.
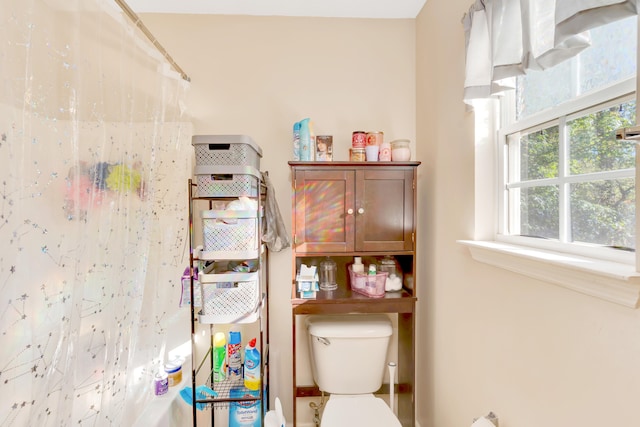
[368,264,377,275]
[352,256,364,273]
[213,332,227,382]
[299,118,311,161]
[309,120,316,161]
[293,121,301,161]
[228,329,242,378]
[243,338,261,391]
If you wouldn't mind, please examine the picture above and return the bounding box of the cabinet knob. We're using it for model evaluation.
[347,208,354,215]
[358,208,365,214]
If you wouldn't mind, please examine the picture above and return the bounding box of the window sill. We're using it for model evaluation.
[458,240,640,308]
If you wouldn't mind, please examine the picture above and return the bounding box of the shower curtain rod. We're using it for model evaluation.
[114,0,191,82]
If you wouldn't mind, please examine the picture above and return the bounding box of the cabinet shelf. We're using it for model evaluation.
[291,287,415,314]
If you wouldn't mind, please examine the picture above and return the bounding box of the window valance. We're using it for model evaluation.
[463,0,638,104]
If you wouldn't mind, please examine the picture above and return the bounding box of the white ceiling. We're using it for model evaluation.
[125,0,428,19]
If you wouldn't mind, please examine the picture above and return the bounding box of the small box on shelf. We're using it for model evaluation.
[296,264,319,299]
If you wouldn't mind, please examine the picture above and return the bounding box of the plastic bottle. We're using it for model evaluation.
[299,118,312,161]
[309,120,316,161]
[227,329,242,378]
[352,256,364,273]
[293,121,301,161]
[213,332,227,382]
[243,338,261,391]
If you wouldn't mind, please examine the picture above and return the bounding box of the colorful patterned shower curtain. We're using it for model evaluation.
[0,0,193,425]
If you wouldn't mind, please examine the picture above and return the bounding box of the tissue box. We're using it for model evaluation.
[296,274,319,299]
[296,264,319,299]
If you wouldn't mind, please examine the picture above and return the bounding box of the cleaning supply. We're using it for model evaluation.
[213,332,227,382]
[243,338,261,391]
[264,397,286,427]
[228,329,242,378]
[179,385,217,411]
[229,388,261,427]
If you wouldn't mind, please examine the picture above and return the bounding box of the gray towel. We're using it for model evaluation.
[261,172,290,252]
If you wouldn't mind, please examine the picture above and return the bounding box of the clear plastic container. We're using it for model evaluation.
[319,257,337,291]
[378,255,397,276]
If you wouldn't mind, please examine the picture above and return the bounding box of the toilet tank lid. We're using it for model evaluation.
[306,314,392,338]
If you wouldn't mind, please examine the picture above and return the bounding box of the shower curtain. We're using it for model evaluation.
[0,0,193,425]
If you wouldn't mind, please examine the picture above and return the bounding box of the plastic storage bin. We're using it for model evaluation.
[192,134,262,170]
[348,265,388,298]
[201,209,261,260]
[199,271,261,324]
[195,165,260,198]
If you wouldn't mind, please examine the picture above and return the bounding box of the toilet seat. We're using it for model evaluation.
[320,394,401,427]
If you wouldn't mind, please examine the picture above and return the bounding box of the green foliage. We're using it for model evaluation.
[515,100,636,248]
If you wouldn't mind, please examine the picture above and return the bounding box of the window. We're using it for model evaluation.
[498,16,637,263]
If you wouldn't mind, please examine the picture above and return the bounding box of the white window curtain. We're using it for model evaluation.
[463,0,638,104]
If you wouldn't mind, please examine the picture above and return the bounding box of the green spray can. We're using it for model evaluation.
[213,332,226,382]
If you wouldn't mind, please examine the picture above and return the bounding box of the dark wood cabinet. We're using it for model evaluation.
[289,161,420,427]
[293,165,415,253]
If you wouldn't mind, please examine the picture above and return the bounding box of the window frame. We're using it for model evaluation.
[496,77,637,266]
[459,17,640,309]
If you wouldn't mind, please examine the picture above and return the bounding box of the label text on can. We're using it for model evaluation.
[352,131,366,148]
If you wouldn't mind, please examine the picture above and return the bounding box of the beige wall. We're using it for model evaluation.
[416,1,640,427]
[142,5,640,426]
[139,14,416,425]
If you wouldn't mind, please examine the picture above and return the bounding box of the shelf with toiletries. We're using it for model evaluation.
[187,178,269,426]
[291,254,415,303]
[185,135,269,427]
[288,162,419,427]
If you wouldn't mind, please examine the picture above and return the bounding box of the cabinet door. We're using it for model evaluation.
[293,169,355,253]
[355,168,414,252]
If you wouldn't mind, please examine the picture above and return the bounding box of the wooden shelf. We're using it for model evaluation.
[291,287,416,315]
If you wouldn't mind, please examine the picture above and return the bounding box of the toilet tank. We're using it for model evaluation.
[305,314,392,395]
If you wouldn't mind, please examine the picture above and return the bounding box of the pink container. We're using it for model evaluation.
[348,265,388,298]
[378,141,391,161]
[366,131,383,146]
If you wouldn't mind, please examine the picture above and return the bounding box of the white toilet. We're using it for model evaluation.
[306,314,401,427]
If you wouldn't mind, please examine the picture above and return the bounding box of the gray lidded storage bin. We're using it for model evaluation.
[192,134,262,170]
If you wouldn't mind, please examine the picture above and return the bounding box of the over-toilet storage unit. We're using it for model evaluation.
[289,161,420,426]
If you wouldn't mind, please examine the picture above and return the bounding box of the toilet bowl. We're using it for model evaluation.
[305,314,401,427]
[320,394,400,427]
